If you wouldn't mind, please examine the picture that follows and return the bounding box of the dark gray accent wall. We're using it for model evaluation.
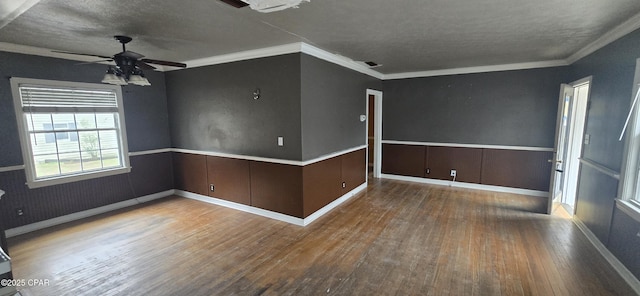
[568,28,640,276]
[570,30,640,172]
[300,54,382,160]
[382,67,571,147]
[122,71,172,152]
[165,54,302,160]
[0,51,173,228]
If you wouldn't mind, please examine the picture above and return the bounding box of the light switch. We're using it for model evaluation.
[278,137,284,146]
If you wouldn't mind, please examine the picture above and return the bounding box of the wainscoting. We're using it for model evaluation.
[172,148,367,219]
[381,142,553,194]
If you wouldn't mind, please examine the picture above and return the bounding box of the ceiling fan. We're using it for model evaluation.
[220,0,309,13]
[52,35,187,86]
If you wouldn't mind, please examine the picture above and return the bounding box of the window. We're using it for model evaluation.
[11,78,130,188]
[620,61,640,219]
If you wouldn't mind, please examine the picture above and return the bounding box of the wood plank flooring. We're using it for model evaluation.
[7,178,636,295]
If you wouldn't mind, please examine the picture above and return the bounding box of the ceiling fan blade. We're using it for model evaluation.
[220,0,249,8]
[136,61,157,70]
[119,50,145,59]
[75,59,114,65]
[141,58,187,68]
[52,50,112,59]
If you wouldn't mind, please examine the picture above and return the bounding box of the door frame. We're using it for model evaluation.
[366,89,383,179]
[562,76,592,212]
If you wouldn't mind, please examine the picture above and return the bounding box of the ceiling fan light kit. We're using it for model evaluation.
[101,67,128,85]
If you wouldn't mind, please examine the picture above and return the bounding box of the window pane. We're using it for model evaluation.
[57,138,80,153]
[69,130,79,142]
[27,114,53,132]
[59,152,82,174]
[96,113,116,129]
[76,113,97,129]
[99,130,119,149]
[33,154,60,178]
[81,153,103,171]
[101,149,121,168]
[31,132,58,154]
[52,114,74,128]
[79,131,100,159]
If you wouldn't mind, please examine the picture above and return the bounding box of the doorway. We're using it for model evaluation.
[548,77,591,215]
[366,89,382,179]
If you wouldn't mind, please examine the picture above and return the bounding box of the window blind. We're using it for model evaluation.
[19,85,119,113]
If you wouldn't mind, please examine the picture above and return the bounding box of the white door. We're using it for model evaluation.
[547,84,574,214]
[561,81,590,212]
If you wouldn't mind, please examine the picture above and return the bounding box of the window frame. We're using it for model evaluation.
[619,59,640,219]
[11,77,131,189]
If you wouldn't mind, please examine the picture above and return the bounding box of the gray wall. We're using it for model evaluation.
[0,51,173,228]
[382,68,571,147]
[568,27,640,270]
[165,54,302,160]
[300,54,382,160]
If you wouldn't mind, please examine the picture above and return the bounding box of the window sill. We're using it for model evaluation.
[616,199,640,223]
[26,166,131,189]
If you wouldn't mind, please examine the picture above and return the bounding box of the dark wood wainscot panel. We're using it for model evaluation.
[382,144,425,177]
[342,149,366,194]
[303,157,342,217]
[480,149,552,191]
[250,161,303,218]
[172,152,208,196]
[129,152,174,197]
[206,156,251,205]
[608,207,640,279]
[427,146,482,183]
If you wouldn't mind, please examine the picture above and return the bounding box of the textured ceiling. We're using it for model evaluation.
[1,0,640,75]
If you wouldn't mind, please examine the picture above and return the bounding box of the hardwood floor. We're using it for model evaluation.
[7,178,636,295]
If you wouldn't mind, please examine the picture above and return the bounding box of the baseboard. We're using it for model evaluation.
[302,182,367,226]
[175,190,305,226]
[5,190,175,238]
[176,182,367,227]
[573,217,640,294]
[380,174,549,197]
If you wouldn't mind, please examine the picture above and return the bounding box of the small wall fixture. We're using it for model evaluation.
[253,88,261,100]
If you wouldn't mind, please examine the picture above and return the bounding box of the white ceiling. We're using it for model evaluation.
[1,0,640,76]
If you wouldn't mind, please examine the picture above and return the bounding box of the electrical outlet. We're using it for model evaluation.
[342,182,346,188]
[450,170,457,177]
[278,137,284,146]
[210,184,215,192]
[15,208,24,217]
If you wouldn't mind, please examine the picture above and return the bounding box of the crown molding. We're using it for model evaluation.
[180,43,302,70]
[382,60,569,80]
[566,11,640,64]
[299,43,385,79]
[180,42,385,79]
[0,42,113,64]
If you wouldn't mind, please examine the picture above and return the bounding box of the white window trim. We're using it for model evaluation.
[619,58,640,221]
[10,77,131,189]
